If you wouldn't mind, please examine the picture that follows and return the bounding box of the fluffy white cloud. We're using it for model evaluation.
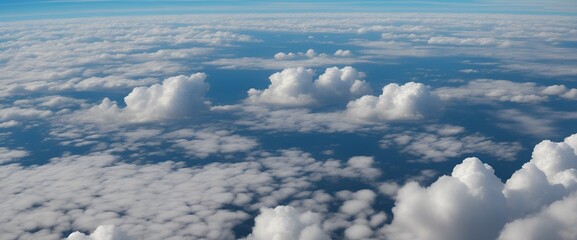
[67,225,132,240]
[345,224,373,239]
[346,82,441,122]
[246,206,330,240]
[274,49,325,60]
[384,157,509,240]
[0,107,52,121]
[498,193,577,240]
[334,49,352,57]
[77,73,209,123]
[383,133,577,240]
[246,66,371,107]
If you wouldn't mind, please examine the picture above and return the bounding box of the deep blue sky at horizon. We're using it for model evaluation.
[2,0,577,21]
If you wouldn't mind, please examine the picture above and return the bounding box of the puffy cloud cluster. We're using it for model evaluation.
[0,149,381,239]
[230,81,442,133]
[436,79,577,103]
[77,73,209,123]
[380,124,522,162]
[337,189,386,240]
[273,49,352,60]
[246,66,371,107]
[334,49,353,57]
[274,49,324,60]
[384,133,577,240]
[246,206,330,240]
[346,82,441,122]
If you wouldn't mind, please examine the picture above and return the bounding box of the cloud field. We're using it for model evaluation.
[0,12,577,240]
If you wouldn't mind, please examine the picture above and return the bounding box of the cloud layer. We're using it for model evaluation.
[0,150,381,239]
[380,125,522,162]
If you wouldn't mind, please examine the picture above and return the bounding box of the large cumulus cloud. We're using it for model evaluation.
[346,82,441,122]
[246,206,330,240]
[383,133,577,240]
[246,66,371,107]
[77,73,209,123]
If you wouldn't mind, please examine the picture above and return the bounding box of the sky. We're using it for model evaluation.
[2,0,577,21]
[1,1,577,240]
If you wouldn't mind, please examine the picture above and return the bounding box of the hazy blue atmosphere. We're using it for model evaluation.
[1,1,577,240]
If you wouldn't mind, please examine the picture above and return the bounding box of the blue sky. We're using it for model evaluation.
[2,0,576,21]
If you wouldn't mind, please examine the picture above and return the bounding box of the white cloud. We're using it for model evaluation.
[0,148,29,164]
[245,206,330,240]
[246,66,371,107]
[459,68,478,73]
[274,52,298,60]
[67,225,133,240]
[48,124,258,159]
[0,107,52,122]
[498,192,577,240]
[0,120,20,128]
[383,157,509,240]
[380,125,522,162]
[383,133,577,240]
[14,96,88,109]
[436,79,577,103]
[274,49,325,60]
[170,129,258,158]
[76,73,209,123]
[334,49,352,57]
[226,83,442,133]
[247,67,316,107]
[346,82,441,122]
[427,36,511,47]
[345,224,373,239]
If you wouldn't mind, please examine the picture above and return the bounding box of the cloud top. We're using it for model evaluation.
[384,133,577,240]
[246,66,371,107]
[346,82,441,122]
[67,225,133,240]
[246,206,330,240]
[78,73,209,123]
